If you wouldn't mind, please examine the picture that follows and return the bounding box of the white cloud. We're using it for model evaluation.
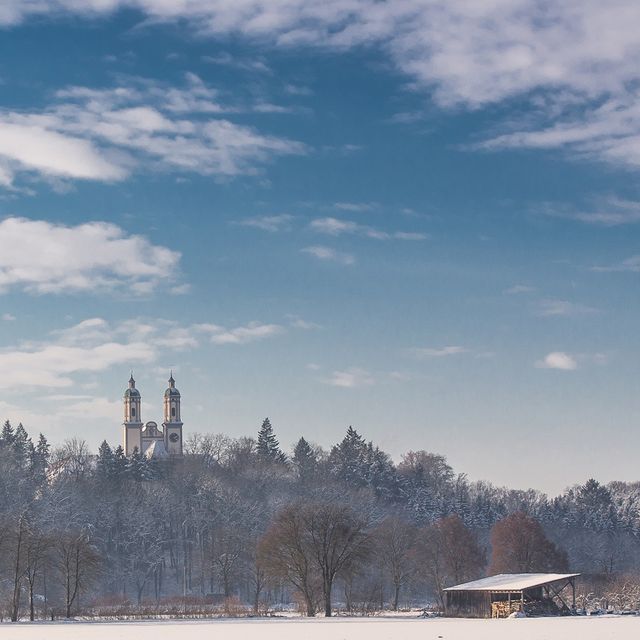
[310,217,427,240]
[592,255,640,273]
[285,315,321,330]
[542,197,640,226]
[202,52,271,74]
[537,299,599,317]
[481,91,640,170]
[2,313,16,321]
[325,367,374,388]
[0,339,155,390]
[0,217,181,295]
[409,346,468,358]
[5,3,640,168]
[0,74,305,188]
[505,284,535,295]
[0,314,296,391]
[333,202,377,212]
[238,214,294,232]
[536,351,578,371]
[208,321,284,345]
[301,245,355,265]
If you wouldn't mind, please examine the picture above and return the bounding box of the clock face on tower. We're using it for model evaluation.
[169,432,179,443]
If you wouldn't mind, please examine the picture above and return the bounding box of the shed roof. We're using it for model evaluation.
[444,573,580,592]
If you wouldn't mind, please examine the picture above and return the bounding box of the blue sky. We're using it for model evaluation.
[0,1,639,493]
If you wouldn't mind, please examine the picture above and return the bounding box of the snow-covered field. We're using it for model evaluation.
[1,616,639,640]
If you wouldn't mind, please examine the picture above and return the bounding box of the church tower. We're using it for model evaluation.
[163,372,183,456]
[123,374,143,455]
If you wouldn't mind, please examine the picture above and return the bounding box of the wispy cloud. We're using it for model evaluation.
[238,214,294,232]
[504,284,536,295]
[408,346,468,358]
[0,74,305,188]
[310,217,427,241]
[536,351,578,371]
[592,255,640,273]
[301,245,355,265]
[0,217,181,295]
[208,321,284,345]
[324,367,374,388]
[333,202,377,212]
[536,299,599,317]
[0,314,301,390]
[540,197,640,226]
[201,52,271,74]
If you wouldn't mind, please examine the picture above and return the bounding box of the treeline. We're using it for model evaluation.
[0,418,639,620]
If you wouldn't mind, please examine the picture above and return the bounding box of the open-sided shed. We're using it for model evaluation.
[443,573,580,618]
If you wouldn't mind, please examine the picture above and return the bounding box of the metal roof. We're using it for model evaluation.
[444,573,580,592]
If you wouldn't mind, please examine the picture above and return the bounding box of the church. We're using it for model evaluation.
[122,373,184,458]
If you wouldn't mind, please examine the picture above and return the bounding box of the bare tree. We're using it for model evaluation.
[373,516,418,610]
[416,514,484,608]
[259,504,319,616]
[53,530,101,618]
[489,511,568,574]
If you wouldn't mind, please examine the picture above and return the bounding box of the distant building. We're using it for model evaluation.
[443,573,579,618]
[122,373,183,458]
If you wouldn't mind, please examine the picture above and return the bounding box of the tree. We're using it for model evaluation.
[489,511,568,575]
[259,501,370,617]
[96,441,114,480]
[256,418,286,464]
[259,504,319,616]
[53,530,101,618]
[374,516,418,610]
[417,514,485,608]
[292,437,317,485]
[0,420,15,448]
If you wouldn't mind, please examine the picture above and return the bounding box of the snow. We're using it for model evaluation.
[443,572,580,592]
[1,616,639,640]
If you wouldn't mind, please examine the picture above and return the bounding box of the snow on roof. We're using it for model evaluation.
[444,573,580,592]
[144,440,169,459]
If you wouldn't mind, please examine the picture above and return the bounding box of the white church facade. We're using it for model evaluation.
[123,373,183,458]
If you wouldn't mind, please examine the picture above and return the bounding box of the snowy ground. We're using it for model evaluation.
[1,616,639,640]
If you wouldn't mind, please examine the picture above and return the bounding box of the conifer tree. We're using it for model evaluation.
[257,418,286,463]
[29,433,50,484]
[13,423,30,468]
[127,447,150,481]
[112,445,128,479]
[96,441,114,479]
[0,419,15,447]
[293,437,316,483]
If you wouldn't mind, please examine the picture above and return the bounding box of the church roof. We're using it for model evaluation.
[164,371,180,397]
[124,387,140,397]
[145,440,169,460]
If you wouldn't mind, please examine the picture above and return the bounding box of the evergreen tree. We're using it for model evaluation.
[13,422,31,468]
[0,419,15,447]
[127,447,150,481]
[292,437,317,483]
[328,426,367,485]
[257,418,286,463]
[112,445,128,479]
[96,441,115,479]
[29,433,50,484]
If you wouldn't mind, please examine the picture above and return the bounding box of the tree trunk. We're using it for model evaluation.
[324,575,332,617]
[393,582,400,611]
[29,581,35,621]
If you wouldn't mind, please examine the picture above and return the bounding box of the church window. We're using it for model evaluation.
[172,407,176,418]
[132,407,136,417]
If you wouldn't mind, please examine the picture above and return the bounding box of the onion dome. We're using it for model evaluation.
[124,373,141,397]
[164,371,180,398]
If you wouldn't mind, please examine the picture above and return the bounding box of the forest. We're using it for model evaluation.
[0,418,639,621]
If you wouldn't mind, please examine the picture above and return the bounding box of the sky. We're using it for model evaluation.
[0,1,639,495]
